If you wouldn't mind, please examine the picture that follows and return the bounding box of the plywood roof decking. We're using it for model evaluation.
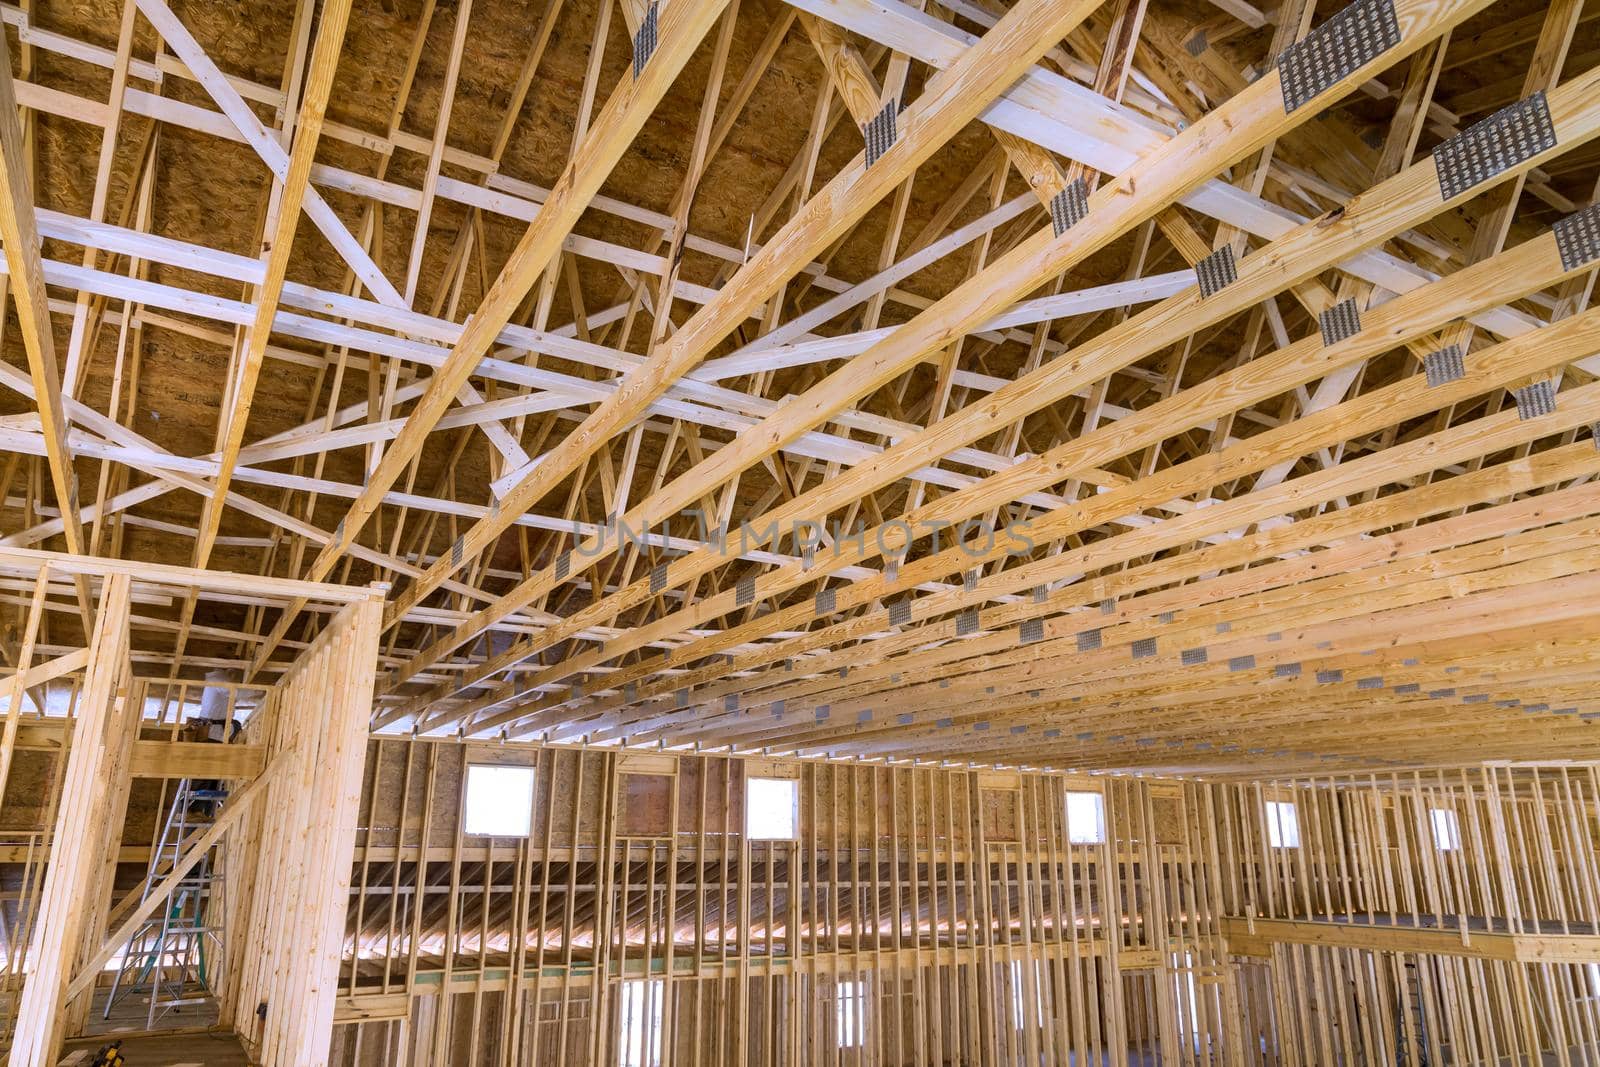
[2,0,1599,776]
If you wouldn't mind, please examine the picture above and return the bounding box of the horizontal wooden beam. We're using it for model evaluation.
[1223,916,1600,963]
[10,725,266,778]
[126,739,266,779]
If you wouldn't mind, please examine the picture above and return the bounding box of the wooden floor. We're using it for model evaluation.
[76,986,220,1036]
[60,1028,249,1067]
[59,988,240,1065]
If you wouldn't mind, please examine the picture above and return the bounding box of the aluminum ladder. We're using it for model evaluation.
[102,778,228,1026]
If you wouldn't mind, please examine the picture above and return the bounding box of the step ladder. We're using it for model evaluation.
[1394,960,1431,1067]
[102,778,228,1027]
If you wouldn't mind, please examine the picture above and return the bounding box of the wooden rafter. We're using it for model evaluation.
[0,0,1596,779]
[0,39,86,566]
[392,0,1519,722]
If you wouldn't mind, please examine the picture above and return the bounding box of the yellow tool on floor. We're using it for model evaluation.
[89,1041,125,1067]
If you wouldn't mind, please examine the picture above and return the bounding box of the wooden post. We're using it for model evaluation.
[9,573,132,1065]
[227,590,384,1065]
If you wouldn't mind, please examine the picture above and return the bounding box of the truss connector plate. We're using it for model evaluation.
[1049,178,1089,238]
[1434,92,1555,203]
[1319,298,1362,345]
[1554,202,1600,271]
[1277,0,1400,113]
[1423,345,1465,387]
[1195,245,1238,298]
[1514,379,1556,420]
[632,2,659,78]
[864,98,898,167]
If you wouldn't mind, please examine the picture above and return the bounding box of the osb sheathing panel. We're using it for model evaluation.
[0,748,57,832]
[5,0,1139,578]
